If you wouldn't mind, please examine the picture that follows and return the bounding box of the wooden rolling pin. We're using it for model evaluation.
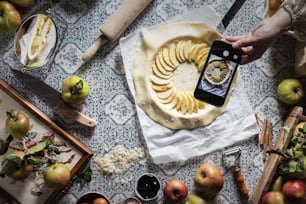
[82,0,152,62]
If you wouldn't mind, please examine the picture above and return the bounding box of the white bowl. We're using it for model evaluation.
[135,173,161,202]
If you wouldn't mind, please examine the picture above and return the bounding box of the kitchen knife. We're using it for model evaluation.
[56,100,96,127]
[216,0,246,34]
[82,0,152,63]
[13,71,97,127]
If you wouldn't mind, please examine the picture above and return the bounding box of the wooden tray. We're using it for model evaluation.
[0,80,94,204]
[249,106,304,204]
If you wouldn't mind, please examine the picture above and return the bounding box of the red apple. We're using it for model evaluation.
[184,194,211,204]
[163,179,188,203]
[194,163,224,198]
[262,191,285,204]
[282,180,305,202]
[44,163,70,189]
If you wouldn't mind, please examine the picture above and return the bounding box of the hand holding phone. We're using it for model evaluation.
[194,40,243,107]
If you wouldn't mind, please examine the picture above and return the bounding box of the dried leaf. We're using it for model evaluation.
[27,141,47,155]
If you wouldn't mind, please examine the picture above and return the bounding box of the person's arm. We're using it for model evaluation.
[226,8,291,64]
[226,0,306,64]
[281,0,306,41]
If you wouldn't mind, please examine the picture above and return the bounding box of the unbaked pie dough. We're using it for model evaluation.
[133,22,237,129]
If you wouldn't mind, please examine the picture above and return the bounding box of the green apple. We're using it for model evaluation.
[44,163,70,189]
[0,1,21,34]
[184,194,211,204]
[61,75,90,105]
[6,109,30,139]
[9,0,34,7]
[277,78,304,105]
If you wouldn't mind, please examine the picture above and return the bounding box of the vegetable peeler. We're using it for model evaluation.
[222,147,249,201]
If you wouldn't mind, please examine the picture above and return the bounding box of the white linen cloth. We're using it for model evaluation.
[119,5,259,164]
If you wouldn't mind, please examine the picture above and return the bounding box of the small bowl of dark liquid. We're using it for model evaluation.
[135,173,161,202]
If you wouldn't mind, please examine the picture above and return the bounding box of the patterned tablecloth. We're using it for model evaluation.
[0,0,303,203]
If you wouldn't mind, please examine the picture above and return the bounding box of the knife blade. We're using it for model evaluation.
[13,71,97,127]
[216,0,246,34]
[82,0,152,63]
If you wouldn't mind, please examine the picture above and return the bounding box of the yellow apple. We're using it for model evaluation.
[293,122,306,136]
[44,163,70,189]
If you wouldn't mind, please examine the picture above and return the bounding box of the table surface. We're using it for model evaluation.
[0,0,305,203]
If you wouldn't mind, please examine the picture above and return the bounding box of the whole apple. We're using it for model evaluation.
[262,191,285,204]
[44,163,70,189]
[9,0,34,7]
[61,75,90,105]
[0,1,21,34]
[277,78,304,105]
[194,163,224,198]
[5,109,30,139]
[164,179,188,203]
[282,180,305,202]
[184,194,211,204]
[3,151,33,181]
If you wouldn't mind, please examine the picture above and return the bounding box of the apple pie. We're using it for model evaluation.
[133,22,237,129]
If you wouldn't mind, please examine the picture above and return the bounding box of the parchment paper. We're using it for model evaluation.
[119,5,259,164]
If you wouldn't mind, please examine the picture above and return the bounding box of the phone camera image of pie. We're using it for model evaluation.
[204,59,232,86]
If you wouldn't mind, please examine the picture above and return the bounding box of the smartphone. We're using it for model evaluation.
[194,40,243,107]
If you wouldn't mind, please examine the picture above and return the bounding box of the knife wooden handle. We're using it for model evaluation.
[100,0,152,42]
[57,100,97,127]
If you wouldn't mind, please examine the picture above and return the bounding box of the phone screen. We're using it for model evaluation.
[197,54,238,98]
[194,40,242,107]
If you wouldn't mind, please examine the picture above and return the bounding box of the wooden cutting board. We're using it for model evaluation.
[249,106,304,204]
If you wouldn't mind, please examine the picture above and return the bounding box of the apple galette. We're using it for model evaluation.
[133,22,237,129]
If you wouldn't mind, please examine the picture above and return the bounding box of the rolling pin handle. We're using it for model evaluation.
[81,0,152,63]
[100,0,152,42]
[82,36,107,63]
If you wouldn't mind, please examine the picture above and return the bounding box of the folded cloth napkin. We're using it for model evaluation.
[119,6,259,164]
